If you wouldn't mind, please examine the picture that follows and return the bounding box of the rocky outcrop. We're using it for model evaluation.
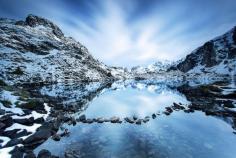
[169,26,236,74]
[0,15,117,85]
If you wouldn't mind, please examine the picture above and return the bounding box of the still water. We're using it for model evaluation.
[35,81,236,158]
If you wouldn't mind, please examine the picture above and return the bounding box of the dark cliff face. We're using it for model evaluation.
[169,26,236,73]
[233,27,236,44]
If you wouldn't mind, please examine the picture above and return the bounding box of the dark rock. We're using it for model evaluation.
[1,129,21,139]
[143,117,150,123]
[78,114,86,122]
[24,151,36,158]
[136,119,142,125]
[0,122,6,130]
[205,110,217,116]
[0,115,13,128]
[10,146,25,158]
[133,115,138,120]
[60,129,70,137]
[184,109,194,113]
[165,107,173,113]
[37,149,51,158]
[34,117,45,124]
[0,109,5,115]
[14,117,34,126]
[71,117,76,126]
[51,134,61,141]
[163,111,171,115]
[85,119,93,124]
[172,102,185,110]
[110,116,120,123]
[152,114,156,119]
[5,138,23,147]
[124,117,134,124]
[18,100,45,112]
[15,129,32,139]
[24,129,52,146]
[97,117,105,123]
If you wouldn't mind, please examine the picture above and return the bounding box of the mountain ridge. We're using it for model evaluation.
[0,15,127,85]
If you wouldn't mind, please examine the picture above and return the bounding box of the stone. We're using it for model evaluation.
[24,129,52,146]
[34,117,45,124]
[0,122,6,130]
[163,111,170,115]
[85,119,93,124]
[24,151,36,158]
[71,117,76,126]
[110,116,120,123]
[165,107,173,113]
[2,129,21,139]
[184,109,194,113]
[13,129,31,139]
[133,115,138,120]
[124,117,134,124]
[37,149,51,158]
[0,109,5,115]
[143,118,150,123]
[172,102,185,110]
[14,117,34,126]
[96,117,105,123]
[152,114,156,119]
[51,134,61,141]
[5,138,23,147]
[78,115,86,122]
[60,129,70,137]
[136,119,142,125]
[10,146,24,158]
[0,115,13,128]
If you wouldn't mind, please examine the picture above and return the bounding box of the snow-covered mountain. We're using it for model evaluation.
[169,26,236,75]
[131,61,173,75]
[0,15,122,85]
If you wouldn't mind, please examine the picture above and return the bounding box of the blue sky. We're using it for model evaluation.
[0,0,236,67]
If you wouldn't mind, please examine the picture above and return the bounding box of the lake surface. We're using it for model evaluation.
[34,80,236,158]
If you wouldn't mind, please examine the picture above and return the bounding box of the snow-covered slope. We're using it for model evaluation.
[169,26,236,75]
[0,15,117,85]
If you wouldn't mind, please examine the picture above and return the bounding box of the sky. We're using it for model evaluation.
[0,0,236,67]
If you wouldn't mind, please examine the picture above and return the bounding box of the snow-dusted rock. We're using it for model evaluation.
[169,26,236,75]
[0,15,117,85]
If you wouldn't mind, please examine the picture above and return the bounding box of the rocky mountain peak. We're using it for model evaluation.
[0,15,121,85]
[16,14,64,38]
[169,26,236,74]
